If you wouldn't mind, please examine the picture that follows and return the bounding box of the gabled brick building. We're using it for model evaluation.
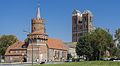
[5,41,28,62]
[5,3,67,63]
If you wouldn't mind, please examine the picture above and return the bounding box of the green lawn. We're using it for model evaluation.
[34,61,120,66]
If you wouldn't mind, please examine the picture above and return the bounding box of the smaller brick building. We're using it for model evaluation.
[5,41,28,62]
[5,39,67,62]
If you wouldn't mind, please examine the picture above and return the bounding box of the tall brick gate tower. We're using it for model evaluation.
[27,4,48,62]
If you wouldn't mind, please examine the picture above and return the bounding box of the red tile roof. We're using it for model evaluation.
[47,38,68,50]
[5,41,26,56]
[27,38,68,50]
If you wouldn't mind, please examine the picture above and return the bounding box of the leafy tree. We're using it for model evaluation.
[76,34,93,60]
[0,35,18,58]
[115,48,120,58]
[114,28,120,58]
[92,28,115,59]
[115,28,120,48]
[24,38,29,43]
[76,28,115,60]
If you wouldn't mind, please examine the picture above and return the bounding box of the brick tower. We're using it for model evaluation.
[27,4,48,62]
[72,10,93,42]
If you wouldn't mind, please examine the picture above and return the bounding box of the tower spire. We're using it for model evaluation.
[36,0,41,18]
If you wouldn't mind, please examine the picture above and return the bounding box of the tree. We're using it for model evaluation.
[76,34,93,60]
[115,48,120,58]
[76,28,115,60]
[115,28,120,48]
[0,35,18,58]
[114,28,120,58]
[91,28,115,59]
[24,38,29,43]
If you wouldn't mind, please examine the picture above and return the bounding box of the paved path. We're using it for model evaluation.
[0,63,31,66]
[0,62,64,66]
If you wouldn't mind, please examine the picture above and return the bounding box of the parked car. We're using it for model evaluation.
[64,59,72,62]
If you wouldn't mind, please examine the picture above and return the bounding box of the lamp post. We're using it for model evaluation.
[29,38,33,66]
[32,39,33,66]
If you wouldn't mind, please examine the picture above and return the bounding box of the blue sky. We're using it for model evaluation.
[0,0,120,42]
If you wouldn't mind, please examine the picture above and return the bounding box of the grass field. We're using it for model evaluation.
[34,61,120,66]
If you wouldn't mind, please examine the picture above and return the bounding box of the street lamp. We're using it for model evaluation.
[29,38,33,66]
[31,39,33,66]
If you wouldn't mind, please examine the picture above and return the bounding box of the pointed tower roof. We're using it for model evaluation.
[36,1,41,18]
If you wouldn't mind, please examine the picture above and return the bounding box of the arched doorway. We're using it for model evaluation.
[23,57,27,62]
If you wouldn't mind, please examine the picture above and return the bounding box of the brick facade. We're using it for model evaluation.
[27,45,48,62]
[5,41,27,62]
[72,10,93,42]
